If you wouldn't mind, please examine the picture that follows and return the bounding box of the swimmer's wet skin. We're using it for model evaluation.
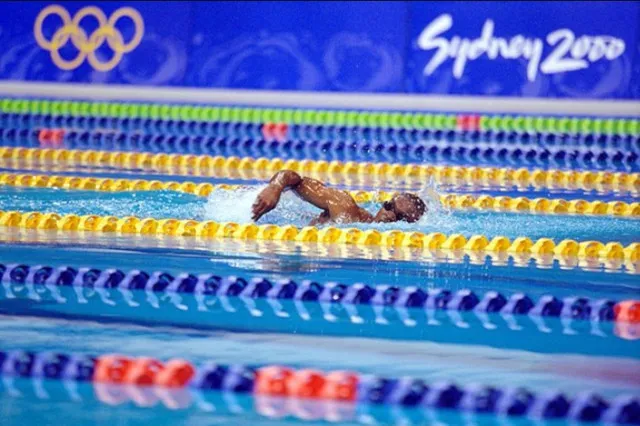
[251,170,427,226]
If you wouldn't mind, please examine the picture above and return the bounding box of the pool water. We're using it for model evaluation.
[1,113,639,425]
[1,175,639,423]
[1,184,638,244]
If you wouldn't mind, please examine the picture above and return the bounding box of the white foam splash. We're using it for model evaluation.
[201,178,458,233]
[202,187,259,224]
[202,186,321,225]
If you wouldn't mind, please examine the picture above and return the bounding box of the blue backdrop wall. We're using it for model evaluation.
[0,1,638,99]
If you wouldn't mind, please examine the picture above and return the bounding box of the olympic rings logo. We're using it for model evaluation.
[34,5,144,72]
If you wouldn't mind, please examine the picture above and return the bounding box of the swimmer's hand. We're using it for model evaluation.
[252,185,282,222]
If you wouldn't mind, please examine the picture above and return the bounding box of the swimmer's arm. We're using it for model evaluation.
[252,170,344,222]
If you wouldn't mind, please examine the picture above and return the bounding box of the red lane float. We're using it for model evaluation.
[456,114,481,131]
[94,355,134,384]
[288,369,326,399]
[322,370,359,402]
[614,300,640,323]
[94,354,196,388]
[254,366,359,402]
[273,122,288,142]
[262,122,289,142]
[155,359,196,388]
[124,357,164,385]
[38,128,65,147]
[255,365,295,396]
[261,122,276,141]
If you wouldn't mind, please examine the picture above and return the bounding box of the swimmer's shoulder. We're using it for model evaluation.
[328,206,373,224]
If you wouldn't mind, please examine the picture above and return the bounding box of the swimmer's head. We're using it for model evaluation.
[374,193,427,223]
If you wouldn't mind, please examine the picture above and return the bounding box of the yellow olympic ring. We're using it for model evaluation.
[34,5,144,72]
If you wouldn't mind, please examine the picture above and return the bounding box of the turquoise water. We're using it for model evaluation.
[0,375,577,426]
[1,175,639,425]
[1,186,639,244]
[1,315,638,395]
[2,163,639,201]
[0,234,638,301]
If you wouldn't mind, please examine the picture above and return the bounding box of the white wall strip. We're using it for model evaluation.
[0,81,638,117]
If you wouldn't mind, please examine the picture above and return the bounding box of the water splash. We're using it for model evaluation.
[202,186,322,225]
[415,174,450,216]
[202,179,459,233]
[1,186,636,244]
[200,182,639,245]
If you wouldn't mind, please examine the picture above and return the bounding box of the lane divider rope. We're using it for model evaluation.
[1,156,635,197]
[0,349,638,424]
[1,124,638,174]
[0,210,637,262]
[3,264,637,341]
[2,97,638,136]
[1,377,616,426]
[3,263,635,323]
[0,378,395,426]
[4,128,633,172]
[2,226,634,274]
[1,114,638,154]
[3,158,635,198]
[2,147,638,193]
[1,172,637,218]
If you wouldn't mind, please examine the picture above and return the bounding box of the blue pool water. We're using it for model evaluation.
[1,185,639,245]
[1,173,639,415]
[1,153,639,424]
[3,162,638,201]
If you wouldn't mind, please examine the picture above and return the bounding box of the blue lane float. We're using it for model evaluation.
[0,263,619,322]
[0,113,638,152]
[2,263,637,358]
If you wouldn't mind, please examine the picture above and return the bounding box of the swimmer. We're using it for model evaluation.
[251,170,427,226]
